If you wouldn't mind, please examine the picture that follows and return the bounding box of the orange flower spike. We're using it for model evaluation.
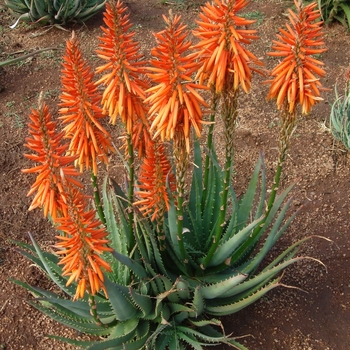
[23,102,83,219]
[266,0,326,115]
[54,187,112,300]
[193,0,263,94]
[96,0,147,133]
[134,140,176,222]
[59,32,114,176]
[145,12,209,152]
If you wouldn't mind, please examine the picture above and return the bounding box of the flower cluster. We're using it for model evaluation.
[266,0,326,115]
[59,32,114,175]
[145,12,209,153]
[22,101,82,219]
[134,141,176,222]
[96,0,148,135]
[193,0,263,93]
[55,187,112,299]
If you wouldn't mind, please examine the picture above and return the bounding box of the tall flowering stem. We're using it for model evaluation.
[54,185,113,304]
[96,0,149,248]
[22,99,83,220]
[193,0,262,269]
[59,32,114,224]
[265,0,326,209]
[96,0,147,131]
[146,12,208,266]
[202,90,219,208]
[23,97,113,320]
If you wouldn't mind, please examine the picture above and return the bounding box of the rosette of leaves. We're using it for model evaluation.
[4,0,106,27]
[317,0,350,27]
[12,178,247,349]
[13,152,314,350]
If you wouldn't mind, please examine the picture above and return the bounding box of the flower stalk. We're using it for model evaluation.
[91,172,106,225]
[126,134,135,250]
[173,132,189,265]
[202,90,219,207]
[265,0,326,211]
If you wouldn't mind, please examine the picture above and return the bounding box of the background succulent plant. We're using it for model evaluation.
[317,0,350,28]
[330,70,350,150]
[4,0,106,27]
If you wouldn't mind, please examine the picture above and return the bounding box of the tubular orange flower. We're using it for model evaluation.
[54,186,113,300]
[134,140,176,222]
[193,0,263,94]
[145,12,209,153]
[22,101,83,220]
[265,0,327,115]
[59,32,114,176]
[95,0,148,133]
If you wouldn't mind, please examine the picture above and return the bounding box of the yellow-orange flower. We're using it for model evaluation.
[59,32,114,176]
[193,0,263,93]
[145,13,209,152]
[134,140,176,222]
[95,0,148,133]
[54,187,113,300]
[265,0,326,115]
[23,102,83,219]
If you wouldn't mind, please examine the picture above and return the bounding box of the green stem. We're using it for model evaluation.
[174,135,189,270]
[127,134,135,250]
[266,158,284,211]
[210,111,297,272]
[267,111,296,211]
[88,295,105,327]
[91,172,106,225]
[202,92,219,208]
[201,90,238,269]
[177,184,186,259]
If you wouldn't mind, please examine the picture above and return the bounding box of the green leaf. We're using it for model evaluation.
[218,257,303,299]
[111,250,147,280]
[27,299,116,335]
[128,286,153,317]
[103,278,139,321]
[28,233,76,297]
[339,3,350,27]
[189,285,204,317]
[48,335,96,347]
[199,325,249,349]
[205,281,280,316]
[205,215,263,267]
[33,0,48,18]
[236,156,262,231]
[201,273,248,299]
[188,138,203,243]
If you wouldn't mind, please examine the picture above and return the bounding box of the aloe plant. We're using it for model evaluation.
[4,0,106,27]
[317,0,350,27]
[15,1,327,349]
[330,69,350,150]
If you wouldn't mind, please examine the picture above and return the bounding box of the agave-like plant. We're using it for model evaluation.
[14,1,327,349]
[330,65,350,150]
[317,0,350,28]
[4,0,106,28]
